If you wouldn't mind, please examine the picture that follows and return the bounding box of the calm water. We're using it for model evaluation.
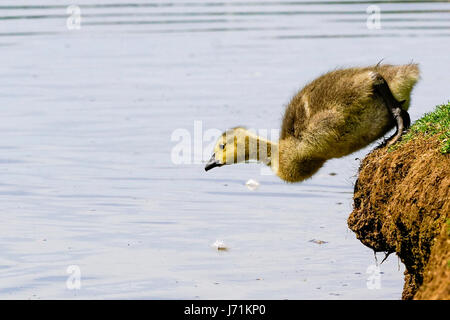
[0,0,449,299]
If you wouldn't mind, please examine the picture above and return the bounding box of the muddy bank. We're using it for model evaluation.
[348,116,449,299]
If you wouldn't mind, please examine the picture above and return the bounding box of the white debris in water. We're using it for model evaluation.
[212,240,228,251]
[309,239,328,245]
[245,179,260,191]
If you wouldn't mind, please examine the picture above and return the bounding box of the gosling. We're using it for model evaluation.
[205,63,420,183]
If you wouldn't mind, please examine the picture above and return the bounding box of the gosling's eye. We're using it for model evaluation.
[219,144,225,150]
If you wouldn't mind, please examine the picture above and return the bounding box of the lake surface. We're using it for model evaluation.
[0,0,448,299]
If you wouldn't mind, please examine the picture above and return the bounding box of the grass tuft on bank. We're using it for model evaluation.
[390,101,450,154]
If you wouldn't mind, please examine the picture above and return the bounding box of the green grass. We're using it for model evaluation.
[390,101,450,154]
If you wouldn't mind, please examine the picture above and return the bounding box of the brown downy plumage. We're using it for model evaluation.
[205,63,420,183]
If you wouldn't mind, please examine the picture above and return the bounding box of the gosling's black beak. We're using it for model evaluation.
[205,153,223,172]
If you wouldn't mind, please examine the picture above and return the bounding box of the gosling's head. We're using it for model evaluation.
[204,127,251,171]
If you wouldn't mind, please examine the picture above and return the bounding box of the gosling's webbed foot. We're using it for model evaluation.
[372,73,410,147]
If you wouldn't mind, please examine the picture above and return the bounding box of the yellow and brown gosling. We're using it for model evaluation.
[205,63,420,183]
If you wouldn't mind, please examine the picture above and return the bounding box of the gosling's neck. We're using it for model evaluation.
[248,133,325,183]
[242,131,280,176]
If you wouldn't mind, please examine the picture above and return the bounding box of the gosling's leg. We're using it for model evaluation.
[384,107,410,148]
[373,74,410,147]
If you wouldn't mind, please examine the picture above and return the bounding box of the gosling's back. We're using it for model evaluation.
[280,64,419,157]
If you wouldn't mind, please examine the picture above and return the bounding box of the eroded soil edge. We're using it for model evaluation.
[348,135,449,299]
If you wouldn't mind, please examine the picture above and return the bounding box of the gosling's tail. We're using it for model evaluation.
[375,63,420,110]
